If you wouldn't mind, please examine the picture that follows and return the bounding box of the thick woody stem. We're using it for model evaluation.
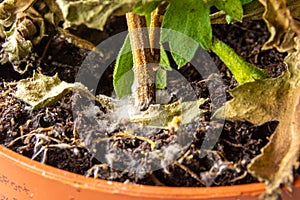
[126,3,167,111]
[126,12,155,111]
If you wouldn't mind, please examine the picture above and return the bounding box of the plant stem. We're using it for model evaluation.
[149,2,168,63]
[126,3,167,111]
[126,12,155,110]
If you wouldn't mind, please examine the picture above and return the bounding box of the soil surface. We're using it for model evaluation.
[0,17,294,187]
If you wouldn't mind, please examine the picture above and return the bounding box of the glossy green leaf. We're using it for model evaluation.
[113,35,134,99]
[161,0,243,68]
[161,0,211,67]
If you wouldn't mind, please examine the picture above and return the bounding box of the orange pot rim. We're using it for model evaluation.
[1,144,299,199]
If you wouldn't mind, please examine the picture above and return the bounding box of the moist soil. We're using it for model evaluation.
[0,17,294,187]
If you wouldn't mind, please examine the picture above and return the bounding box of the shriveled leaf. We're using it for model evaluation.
[15,72,75,110]
[1,8,46,73]
[259,0,300,52]
[215,37,300,197]
[248,39,300,198]
[14,72,96,110]
[288,0,300,25]
[249,84,300,199]
[55,0,150,31]
[130,98,208,128]
[1,27,32,73]
[0,0,35,24]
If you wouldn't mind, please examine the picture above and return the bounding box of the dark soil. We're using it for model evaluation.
[0,17,292,187]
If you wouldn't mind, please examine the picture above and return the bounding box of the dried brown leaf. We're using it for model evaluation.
[246,38,300,198]
[215,37,300,198]
[248,84,300,199]
[55,0,146,31]
[259,0,300,52]
[15,72,75,110]
[1,8,46,73]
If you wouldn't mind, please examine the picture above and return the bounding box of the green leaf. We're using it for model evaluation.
[113,35,134,99]
[210,37,269,84]
[133,1,162,25]
[159,45,172,70]
[156,69,167,89]
[213,0,243,20]
[240,0,254,5]
[161,0,243,68]
[161,0,211,67]
[133,1,162,15]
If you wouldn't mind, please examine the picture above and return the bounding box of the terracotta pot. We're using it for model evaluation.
[0,145,299,200]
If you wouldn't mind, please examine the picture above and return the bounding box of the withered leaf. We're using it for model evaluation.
[15,72,100,110]
[15,72,75,110]
[0,0,35,22]
[249,82,300,200]
[129,98,208,128]
[1,6,46,73]
[15,72,206,129]
[215,37,300,197]
[1,26,33,72]
[259,0,300,52]
[55,0,150,31]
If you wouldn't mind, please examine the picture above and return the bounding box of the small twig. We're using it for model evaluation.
[57,27,98,52]
[150,173,165,186]
[174,161,207,186]
[86,164,109,178]
[222,139,244,148]
[94,131,156,150]
[230,171,248,183]
[7,127,54,147]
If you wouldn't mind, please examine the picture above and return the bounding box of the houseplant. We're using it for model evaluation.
[3,2,298,198]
